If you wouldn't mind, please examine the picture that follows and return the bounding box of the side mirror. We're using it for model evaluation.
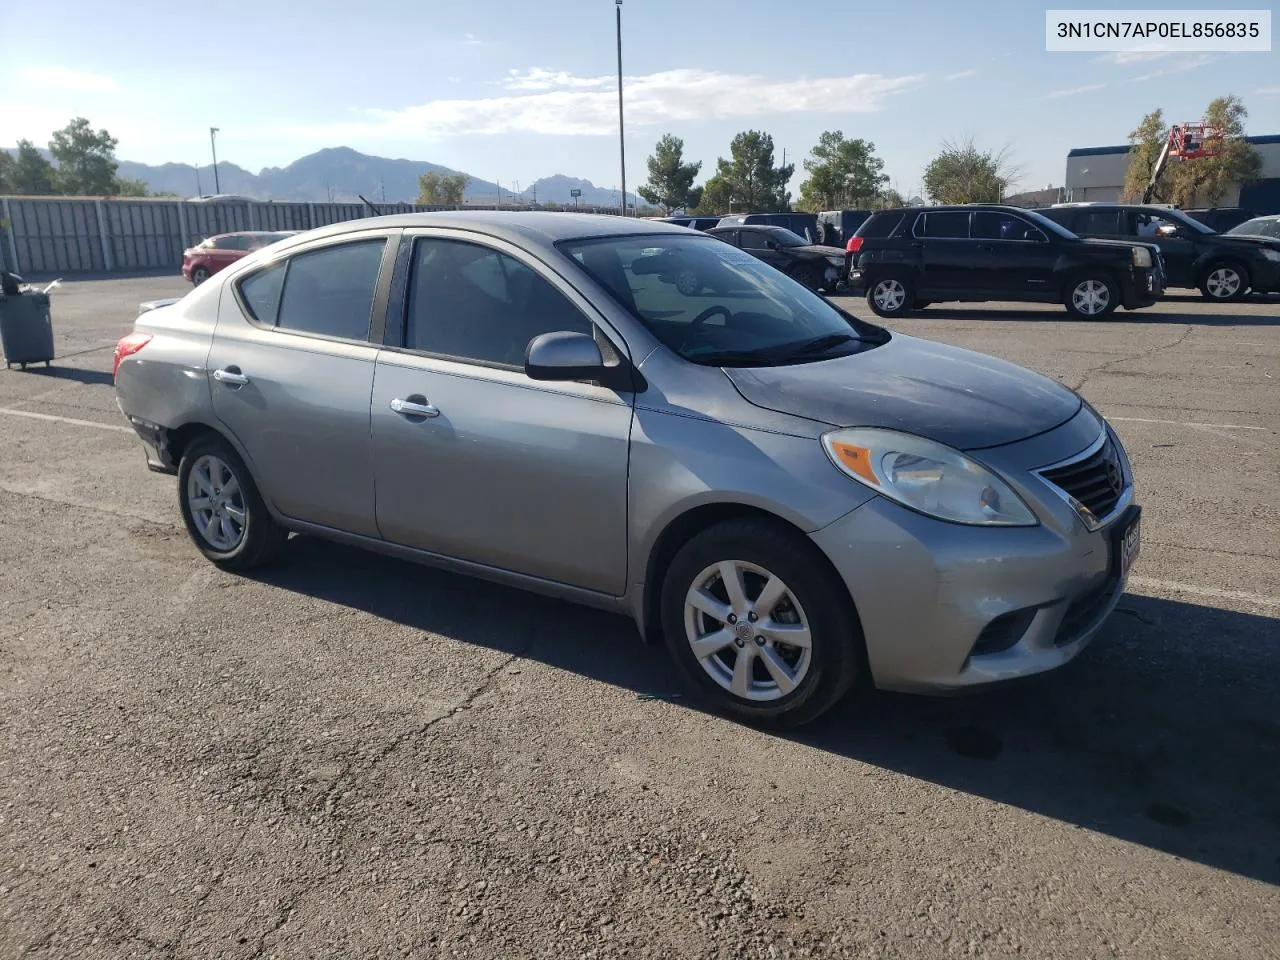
[1157,224,1181,237]
[525,331,605,382]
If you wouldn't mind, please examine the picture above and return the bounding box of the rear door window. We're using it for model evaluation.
[916,212,970,239]
[1073,209,1122,235]
[274,239,386,340]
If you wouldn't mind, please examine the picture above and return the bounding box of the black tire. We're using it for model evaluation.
[191,266,210,286]
[659,518,864,728]
[790,263,825,292]
[866,273,914,318]
[1198,260,1249,302]
[1063,273,1119,320]
[177,434,286,571]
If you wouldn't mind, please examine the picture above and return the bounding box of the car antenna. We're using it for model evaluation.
[358,194,380,216]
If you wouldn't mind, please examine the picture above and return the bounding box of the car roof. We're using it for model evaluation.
[708,224,791,234]
[277,211,690,253]
[871,204,1032,214]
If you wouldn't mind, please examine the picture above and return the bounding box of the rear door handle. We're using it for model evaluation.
[212,368,249,386]
[390,396,440,419]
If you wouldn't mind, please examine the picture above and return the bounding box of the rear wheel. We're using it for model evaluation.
[178,435,286,570]
[660,519,864,728]
[1064,274,1118,319]
[1198,261,1247,301]
[191,265,210,286]
[866,274,914,318]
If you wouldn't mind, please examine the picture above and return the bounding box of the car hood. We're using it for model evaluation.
[1215,233,1280,251]
[724,333,1081,450]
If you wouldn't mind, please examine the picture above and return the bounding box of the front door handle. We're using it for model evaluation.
[390,396,440,419]
[212,367,249,386]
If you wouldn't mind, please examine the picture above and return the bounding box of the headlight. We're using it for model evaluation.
[1131,247,1152,268]
[1260,248,1280,262]
[821,428,1038,526]
[826,256,845,267]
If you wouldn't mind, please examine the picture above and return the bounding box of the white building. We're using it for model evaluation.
[1064,134,1280,211]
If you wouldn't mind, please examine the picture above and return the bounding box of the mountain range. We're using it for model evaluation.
[5,145,641,207]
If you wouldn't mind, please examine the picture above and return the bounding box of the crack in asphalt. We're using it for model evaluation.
[1071,324,1195,393]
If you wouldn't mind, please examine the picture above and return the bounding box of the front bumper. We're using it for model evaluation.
[810,411,1139,693]
[1248,258,1280,294]
[1122,266,1161,308]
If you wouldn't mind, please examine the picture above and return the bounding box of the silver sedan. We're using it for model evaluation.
[114,212,1141,726]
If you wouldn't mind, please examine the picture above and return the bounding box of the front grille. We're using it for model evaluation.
[1055,571,1120,646]
[1040,437,1125,521]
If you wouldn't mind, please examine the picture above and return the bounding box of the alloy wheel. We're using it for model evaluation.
[1071,279,1111,316]
[1205,267,1242,299]
[683,560,812,702]
[186,454,247,551]
[872,278,906,312]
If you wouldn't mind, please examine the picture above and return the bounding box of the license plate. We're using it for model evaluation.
[1116,515,1141,582]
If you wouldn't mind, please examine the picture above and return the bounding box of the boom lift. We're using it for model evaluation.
[1142,122,1225,204]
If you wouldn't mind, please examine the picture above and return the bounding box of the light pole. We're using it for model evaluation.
[209,127,221,194]
[616,0,626,217]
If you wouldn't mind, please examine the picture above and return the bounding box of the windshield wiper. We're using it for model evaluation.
[775,333,858,359]
[686,349,775,367]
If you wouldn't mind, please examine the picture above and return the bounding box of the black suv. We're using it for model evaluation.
[850,205,1163,319]
[707,224,849,291]
[1034,203,1280,301]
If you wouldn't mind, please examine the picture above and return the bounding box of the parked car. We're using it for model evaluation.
[850,205,1163,319]
[1035,203,1280,300]
[115,212,1141,727]
[182,231,298,285]
[1183,207,1258,233]
[716,213,819,244]
[1224,214,1280,240]
[706,224,849,291]
[654,216,722,231]
[816,210,873,249]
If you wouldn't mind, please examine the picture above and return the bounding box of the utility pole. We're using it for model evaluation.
[195,163,202,197]
[616,0,626,217]
[209,127,221,194]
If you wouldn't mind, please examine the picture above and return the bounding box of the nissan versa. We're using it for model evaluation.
[114,213,1142,727]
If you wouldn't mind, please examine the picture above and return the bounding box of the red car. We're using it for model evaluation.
[181,231,297,285]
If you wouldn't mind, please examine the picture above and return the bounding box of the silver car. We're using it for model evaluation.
[114,213,1142,727]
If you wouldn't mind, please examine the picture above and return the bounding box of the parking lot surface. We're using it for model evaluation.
[2,276,1278,959]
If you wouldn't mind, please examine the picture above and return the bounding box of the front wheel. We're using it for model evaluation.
[178,435,287,570]
[866,274,914,318]
[1064,274,1118,319]
[191,265,210,286]
[660,519,864,728]
[1199,262,1247,301]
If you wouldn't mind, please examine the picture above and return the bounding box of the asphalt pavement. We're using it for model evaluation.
[1,276,1278,959]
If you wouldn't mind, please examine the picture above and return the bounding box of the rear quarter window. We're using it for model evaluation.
[856,212,905,238]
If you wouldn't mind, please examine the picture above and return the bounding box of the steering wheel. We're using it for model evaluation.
[691,305,733,327]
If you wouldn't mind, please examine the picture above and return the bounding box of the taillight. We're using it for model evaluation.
[113,333,153,379]
[847,236,864,253]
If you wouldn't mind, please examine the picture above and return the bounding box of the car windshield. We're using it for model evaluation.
[768,228,809,247]
[1226,217,1280,238]
[1019,209,1079,240]
[561,234,887,367]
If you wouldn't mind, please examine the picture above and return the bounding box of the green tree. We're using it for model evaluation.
[418,171,470,205]
[796,131,889,211]
[697,130,793,213]
[113,177,150,197]
[637,134,703,213]
[922,138,1019,204]
[49,117,120,194]
[690,177,732,216]
[1170,96,1262,206]
[1121,109,1169,202]
[0,150,13,193]
[10,140,56,194]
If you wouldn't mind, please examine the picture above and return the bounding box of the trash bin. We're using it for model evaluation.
[0,282,55,371]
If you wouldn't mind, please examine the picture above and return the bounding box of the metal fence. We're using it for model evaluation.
[0,196,628,276]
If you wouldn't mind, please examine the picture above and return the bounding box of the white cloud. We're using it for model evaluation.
[1254,85,1280,96]
[1097,51,1171,65]
[288,67,926,141]
[1125,54,1220,83]
[18,65,119,93]
[1044,83,1106,99]
[944,70,976,81]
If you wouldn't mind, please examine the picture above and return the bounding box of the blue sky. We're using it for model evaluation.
[4,0,1277,197]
